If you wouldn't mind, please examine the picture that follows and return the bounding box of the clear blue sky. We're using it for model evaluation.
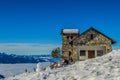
[0,0,120,55]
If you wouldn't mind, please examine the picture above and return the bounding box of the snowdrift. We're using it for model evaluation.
[5,50,120,80]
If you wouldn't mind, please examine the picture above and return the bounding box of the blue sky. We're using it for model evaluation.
[0,0,120,55]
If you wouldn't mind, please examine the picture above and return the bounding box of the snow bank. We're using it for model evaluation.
[5,50,120,80]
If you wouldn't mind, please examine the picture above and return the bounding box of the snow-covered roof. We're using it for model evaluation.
[62,29,79,34]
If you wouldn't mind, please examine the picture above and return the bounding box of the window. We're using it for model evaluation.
[97,50,103,56]
[69,41,73,46]
[90,34,94,39]
[67,36,69,39]
[69,51,71,56]
[71,36,73,39]
[80,50,86,56]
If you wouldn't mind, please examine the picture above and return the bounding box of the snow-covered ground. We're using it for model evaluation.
[5,50,120,80]
[0,62,50,78]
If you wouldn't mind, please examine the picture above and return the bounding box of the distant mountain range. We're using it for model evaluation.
[0,52,61,63]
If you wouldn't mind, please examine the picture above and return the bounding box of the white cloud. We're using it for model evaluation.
[0,43,61,55]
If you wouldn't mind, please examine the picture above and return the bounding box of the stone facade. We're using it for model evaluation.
[61,27,115,61]
[62,34,78,59]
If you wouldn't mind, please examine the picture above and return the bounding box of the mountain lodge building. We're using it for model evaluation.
[61,27,115,61]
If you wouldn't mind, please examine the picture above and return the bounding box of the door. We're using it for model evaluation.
[88,50,95,58]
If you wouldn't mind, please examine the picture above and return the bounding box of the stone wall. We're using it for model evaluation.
[72,29,112,61]
[62,34,78,59]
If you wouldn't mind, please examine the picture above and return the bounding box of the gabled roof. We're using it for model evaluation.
[71,27,116,44]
